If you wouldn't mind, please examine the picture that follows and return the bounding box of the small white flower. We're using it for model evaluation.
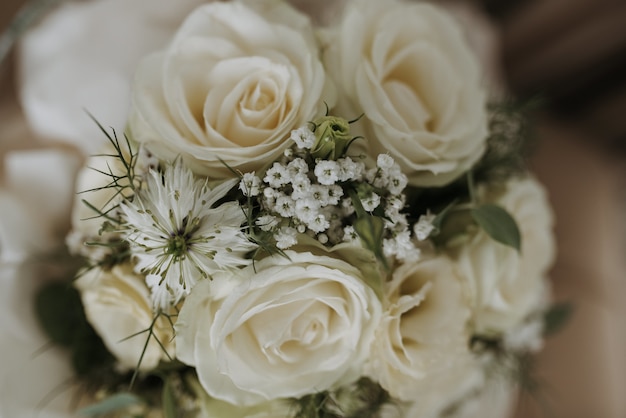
[263,187,278,202]
[377,154,395,170]
[326,185,343,206]
[274,226,298,249]
[287,158,309,176]
[365,167,386,189]
[337,157,364,182]
[256,215,279,232]
[343,225,359,243]
[387,170,408,195]
[382,231,418,262]
[314,160,340,185]
[290,126,316,149]
[239,172,262,197]
[120,160,256,309]
[308,214,330,233]
[361,193,381,212]
[290,173,312,200]
[264,162,290,188]
[341,198,355,216]
[387,195,405,211]
[384,209,409,232]
[295,198,321,223]
[414,212,437,241]
[275,194,296,218]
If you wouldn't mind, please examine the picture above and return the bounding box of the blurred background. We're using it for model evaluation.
[1,0,625,417]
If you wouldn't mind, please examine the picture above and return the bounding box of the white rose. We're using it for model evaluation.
[402,375,515,418]
[19,0,206,155]
[0,264,75,417]
[325,0,488,186]
[175,251,381,405]
[74,264,174,371]
[68,146,130,241]
[0,149,80,263]
[454,177,555,334]
[366,255,484,416]
[129,0,333,180]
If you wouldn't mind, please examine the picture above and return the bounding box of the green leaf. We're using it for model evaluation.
[162,378,177,418]
[71,322,114,376]
[543,302,573,336]
[471,204,521,251]
[353,215,388,270]
[35,282,84,346]
[78,392,143,416]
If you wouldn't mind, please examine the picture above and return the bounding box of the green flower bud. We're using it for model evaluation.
[311,116,353,160]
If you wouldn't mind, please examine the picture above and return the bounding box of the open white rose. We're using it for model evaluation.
[366,255,483,416]
[68,144,131,244]
[325,0,488,186]
[74,264,174,371]
[402,374,515,418]
[454,177,555,334]
[129,0,333,180]
[175,251,381,406]
[19,0,207,155]
[0,263,76,417]
[0,149,80,263]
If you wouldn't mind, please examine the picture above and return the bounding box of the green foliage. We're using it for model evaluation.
[471,203,522,251]
[292,378,391,418]
[35,282,84,347]
[78,393,144,417]
[35,281,115,377]
[162,378,178,418]
[543,302,573,336]
[474,96,543,183]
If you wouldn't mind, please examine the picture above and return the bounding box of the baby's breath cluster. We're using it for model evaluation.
[239,117,421,263]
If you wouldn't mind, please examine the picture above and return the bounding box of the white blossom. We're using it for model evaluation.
[337,157,364,181]
[274,226,298,249]
[314,160,340,185]
[414,212,437,241]
[377,154,395,170]
[120,160,256,309]
[361,193,381,212]
[290,126,316,149]
[308,214,330,233]
[287,157,309,177]
[256,215,279,232]
[239,172,262,197]
[275,194,296,218]
[264,162,290,188]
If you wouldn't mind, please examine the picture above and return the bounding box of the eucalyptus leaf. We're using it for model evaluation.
[471,204,521,251]
[543,302,573,336]
[78,393,143,416]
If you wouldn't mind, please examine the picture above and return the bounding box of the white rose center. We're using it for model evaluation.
[203,57,296,148]
[218,278,354,381]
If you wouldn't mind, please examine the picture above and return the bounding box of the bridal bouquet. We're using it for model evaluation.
[20,0,560,416]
